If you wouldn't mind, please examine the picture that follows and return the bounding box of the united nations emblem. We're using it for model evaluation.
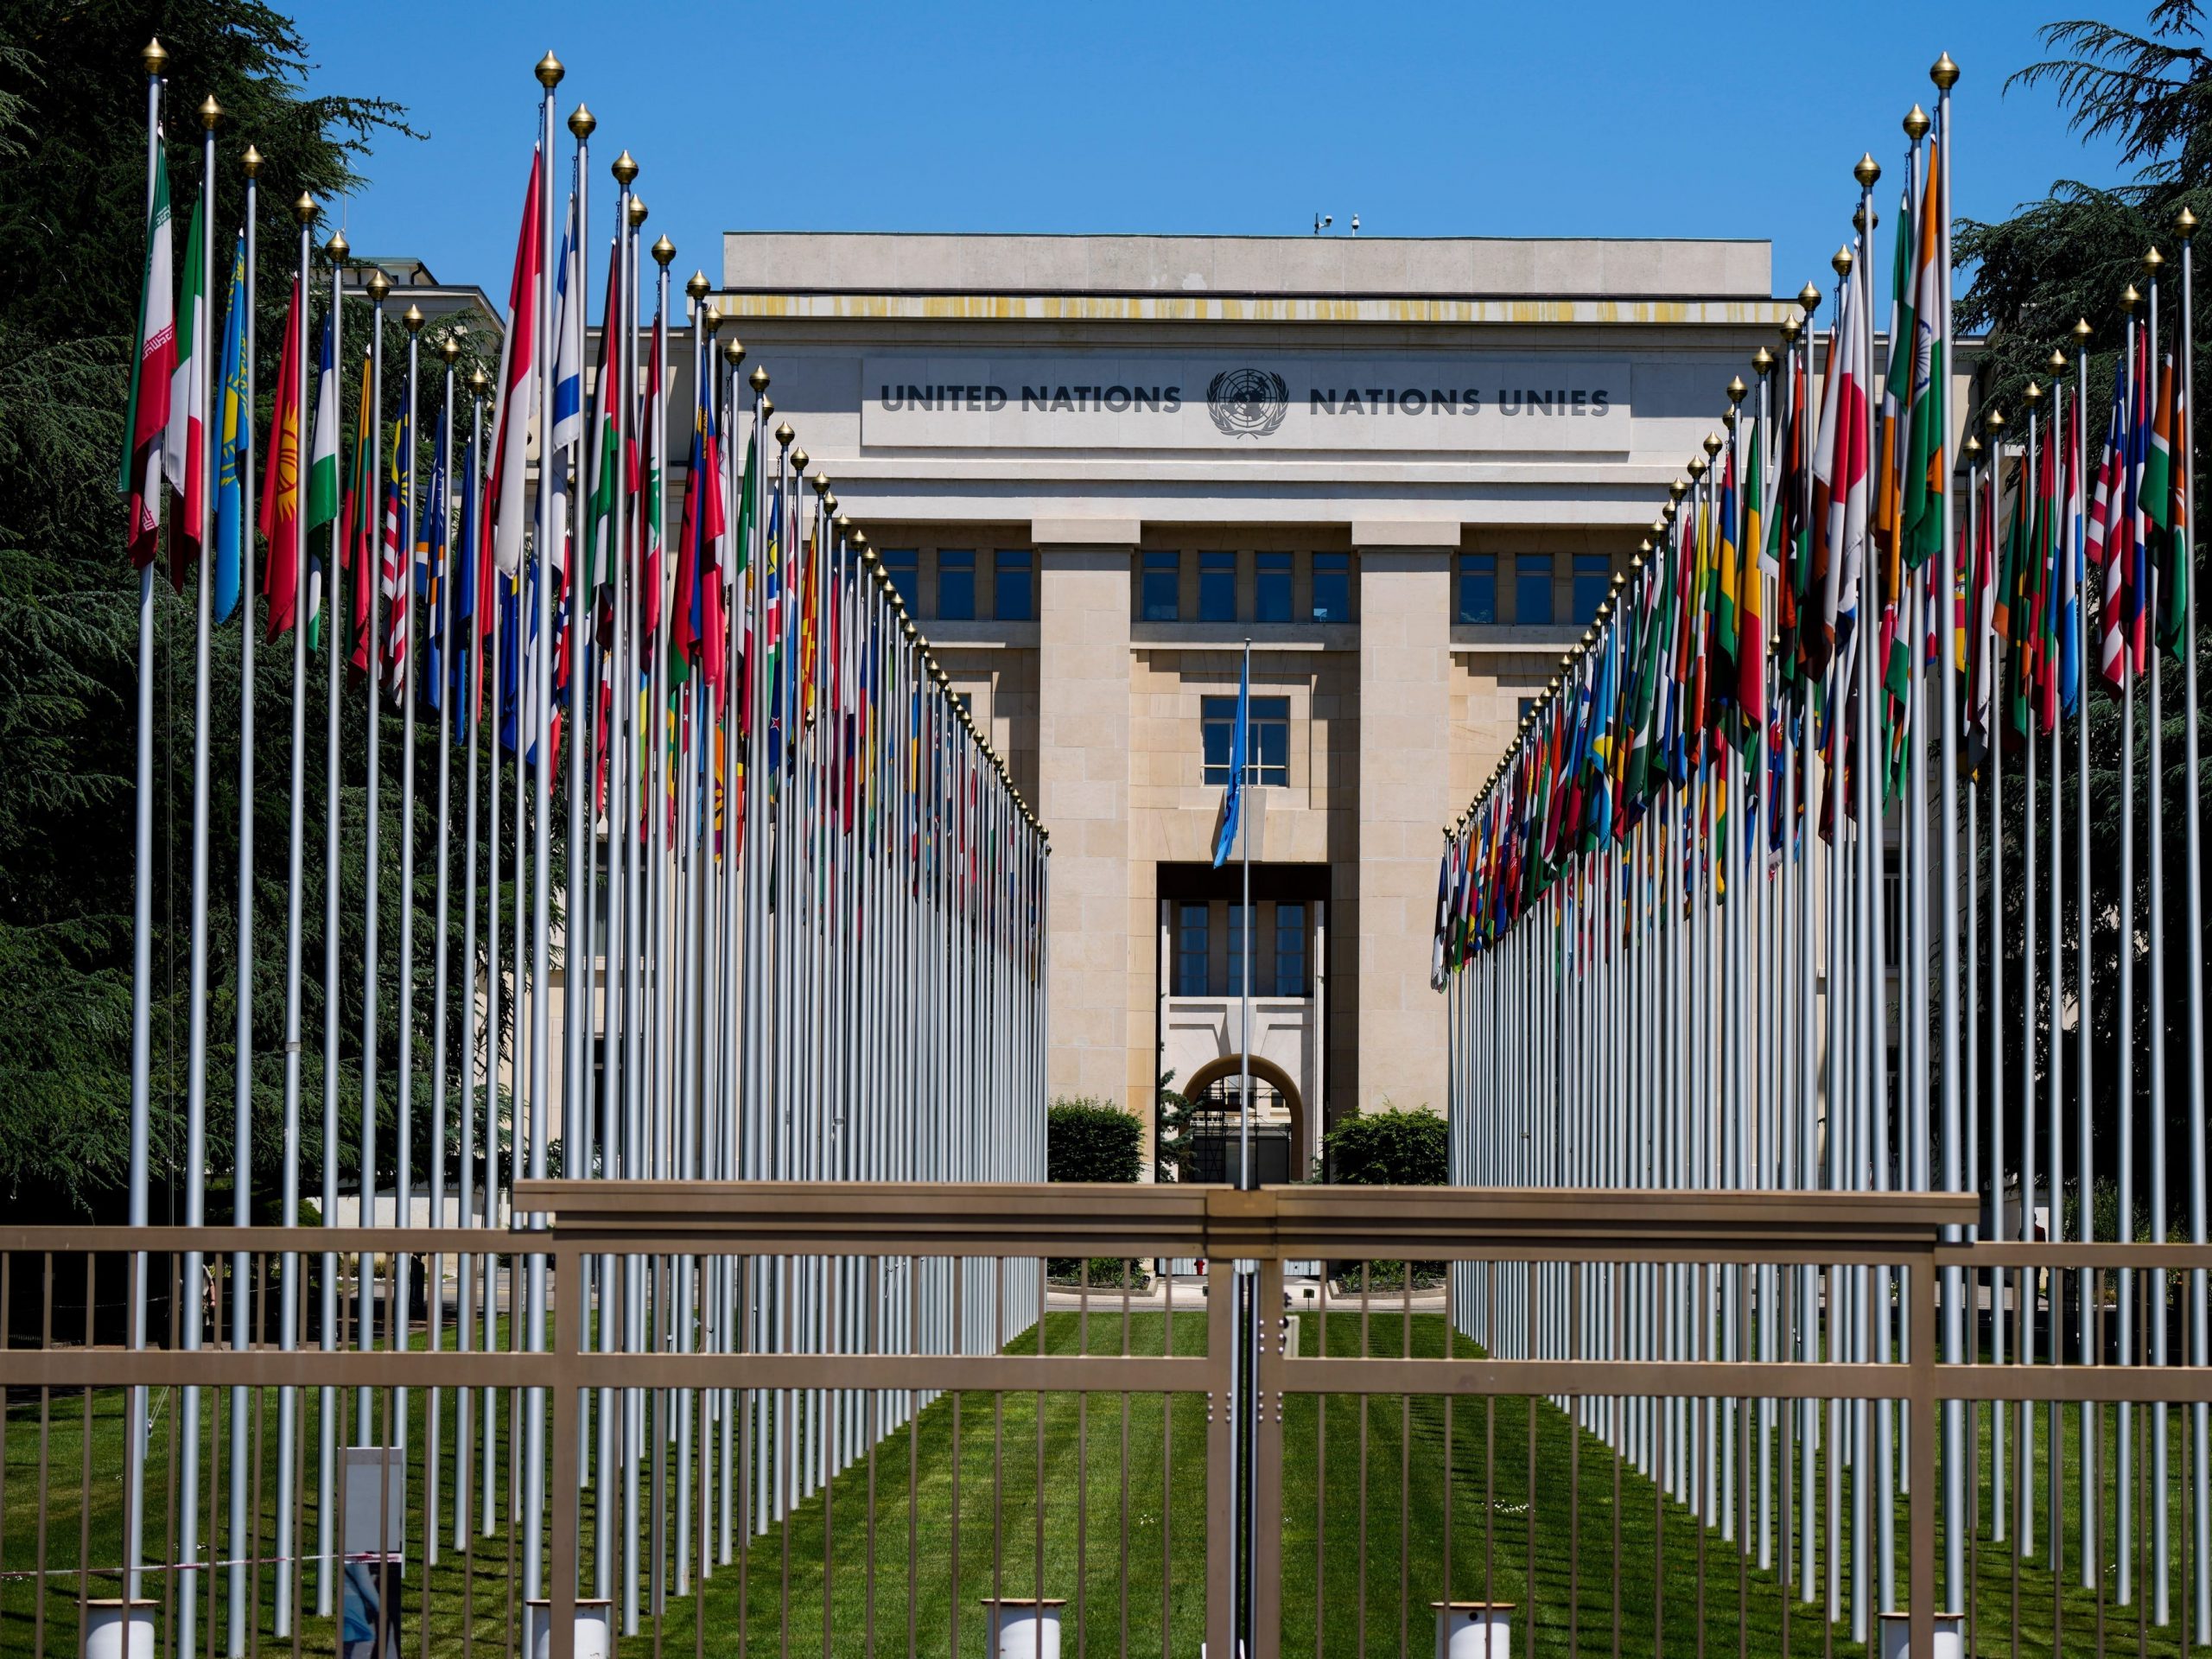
[1206,367,1290,439]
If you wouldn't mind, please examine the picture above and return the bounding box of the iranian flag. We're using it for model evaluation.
[120,148,175,569]
[163,194,208,589]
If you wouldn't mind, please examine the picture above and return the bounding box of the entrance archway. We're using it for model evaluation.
[1180,1052,1307,1183]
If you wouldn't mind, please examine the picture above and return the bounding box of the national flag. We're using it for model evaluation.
[2158,351,2190,661]
[1712,436,1739,710]
[210,229,250,624]
[550,199,582,457]
[1875,177,1917,563]
[639,316,664,633]
[2057,390,2084,715]
[258,276,305,639]
[1212,651,1249,869]
[416,399,449,709]
[302,305,340,650]
[486,151,543,576]
[122,146,175,568]
[341,353,376,683]
[2145,349,2182,664]
[1901,137,1948,568]
[379,393,410,701]
[451,436,480,721]
[164,194,209,588]
[1810,268,1870,677]
[1740,415,1771,747]
[586,238,622,595]
[671,353,728,690]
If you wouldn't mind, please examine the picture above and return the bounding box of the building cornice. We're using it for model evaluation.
[708,291,1803,329]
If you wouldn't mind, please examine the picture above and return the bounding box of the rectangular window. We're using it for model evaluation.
[1514,556,1554,626]
[1456,553,1497,624]
[1274,902,1307,996]
[1225,903,1255,996]
[1176,902,1209,995]
[881,548,919,611]
[1573,554,1611,623]
[1254,552,1292,623]
[937,549,975,621]
[1198,550,1237,623]
[993,548,1033,621]
[1202,695,1291,787]
[1310,552,1350,622]
[1141,551,1180,621]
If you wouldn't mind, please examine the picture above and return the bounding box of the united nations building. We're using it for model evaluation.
[702,232,1796,1177]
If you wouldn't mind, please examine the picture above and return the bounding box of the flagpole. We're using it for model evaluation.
[427,327,461,1571]
[359,266,389,1440]
[2145,247,2174,1619]
[457,367,486,1554]
[274,188,315,1643]
[178,97,221,1658]
[316,243,353,1620]
[2178,206,2210,1649]
[396,301,424,1466]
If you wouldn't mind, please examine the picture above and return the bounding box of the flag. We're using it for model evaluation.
[2057,389,2084,715]
[2145,348,2185,664]
[164,194,208,589]
[550,200,582,457]
[486,151,543,576]
[122,147,175,568]
[259,276,305,639]
[639,316,664,633]
[342,354,375,683]
[1810,269,1869,677]
[2159,351,2190,660]
[1740,415,1771,747]
[671,355,728,690]
[1212,651,1249,868]
[416,399,449,709]
[302,306,340,650]
[2093,354,2130,687]
[379,393,410,700]
[586,239,622,595]
[210,229,249,624]
[451,437,480,721]
[1901,137,1948,568]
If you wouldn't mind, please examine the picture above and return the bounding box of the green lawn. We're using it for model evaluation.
[5,1311,2209,1658]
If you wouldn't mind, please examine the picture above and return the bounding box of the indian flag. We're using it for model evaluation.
[304,309,340,650]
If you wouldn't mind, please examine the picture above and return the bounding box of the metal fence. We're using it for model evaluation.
[10,1185,2212,1659]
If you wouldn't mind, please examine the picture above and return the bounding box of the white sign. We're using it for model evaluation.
[861,355,1631,453]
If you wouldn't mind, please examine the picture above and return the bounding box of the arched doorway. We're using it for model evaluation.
[1179,1053,1306,1185]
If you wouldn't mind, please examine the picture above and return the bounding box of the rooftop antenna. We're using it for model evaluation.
[1313,213,1332,235]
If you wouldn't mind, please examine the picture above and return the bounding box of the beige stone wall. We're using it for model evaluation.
[1354,544,1453,1116]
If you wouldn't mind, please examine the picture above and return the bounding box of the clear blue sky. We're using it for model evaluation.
[292,0,2137,307]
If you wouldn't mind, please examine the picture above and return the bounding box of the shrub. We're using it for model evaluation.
[1047,1098,1143,1184]
[1321,1107,1447,1187]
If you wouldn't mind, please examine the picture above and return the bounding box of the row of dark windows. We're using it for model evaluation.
[871,547,1613,627]
[1173,900,1309,997]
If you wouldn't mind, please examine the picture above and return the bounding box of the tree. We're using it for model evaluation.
[1952,1,2212,1230]
[0,2,442,1220]
[1320,1107,1447,1187]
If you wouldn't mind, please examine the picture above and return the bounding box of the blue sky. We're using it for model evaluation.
[293,0,2140,305]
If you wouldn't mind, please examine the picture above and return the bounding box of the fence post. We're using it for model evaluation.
[1251,1260,1287,1659]
[548,1243,578,1659]
[1206,1255,1236,1659]
[1908,1247,1939,1657]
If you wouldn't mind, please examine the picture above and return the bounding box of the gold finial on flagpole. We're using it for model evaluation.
[2024,380,2043,404]
[327,228,349,260]
[825,493,840,514]
[790,447,809,471]
[401,303,425,334]
[1781,314,1802,343]
[366,269,391,304]
[2049,348,2069,373]
[1798,282,1822,314]
[774,423,794,449]
[1964,435,1981,456]
[629,196,648,228]
[2122,283,2143,312]
[1984,408,2005,432]
[1687,456,1707,480]
[1723,406,1738,429]
[1854,153,1880,188]
[835,513,851,533]
[749,366,770,393]
[2178,206,2199,238]
[294,192,316,226]
[1931,52,1960,92]
[200,95,222,130]
[1832,246,1854,278]
[1668,480,1687,502]
[2145,246,2165,274]
[807,468,825,494]
[535,52,565,88]
[686,270,709,300]
[469,367,489,394]
[1752,347,1775,375]
[723,339,746,368]
[853,529,868,549]
[1649,517,1667,536]
[2075,317,2094,343]
[651,235,675,267]
[613,150,639,186]
[439,334,461,365]
[142,38,167,76]
[1726,376,1748,405]
[759,396,773,418]
[243,145,263,176]
[569,105,596,140]
[1904,105,1930,141]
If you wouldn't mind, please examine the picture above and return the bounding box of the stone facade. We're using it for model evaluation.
[693,231,1967,1168]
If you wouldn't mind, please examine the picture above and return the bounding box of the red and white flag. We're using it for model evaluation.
[485,150,543,577]
[121,149,175,568]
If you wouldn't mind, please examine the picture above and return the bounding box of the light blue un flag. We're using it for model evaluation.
[1211,650,1248,868]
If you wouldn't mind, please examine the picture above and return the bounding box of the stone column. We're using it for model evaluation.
[1353,524,1455,1118]
[1034,521,1138,1113]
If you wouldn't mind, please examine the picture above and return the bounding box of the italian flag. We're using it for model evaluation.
[162,194,207,589]
[121,149,175,567]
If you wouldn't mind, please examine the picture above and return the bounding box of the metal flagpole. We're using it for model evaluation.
[125,36,165,1601]
[359,266,389,1441]
[275,188,315,1643]
[396,302,424,1462]
[179,99,221,1657]
[427,328,461,1568]
[457,369,486,1554]
[524,49,563,1608]
[2178,207,2210,1649]
[2145,248,2174,1620]
[226,139,258,1659]
[316,247,353,1620]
